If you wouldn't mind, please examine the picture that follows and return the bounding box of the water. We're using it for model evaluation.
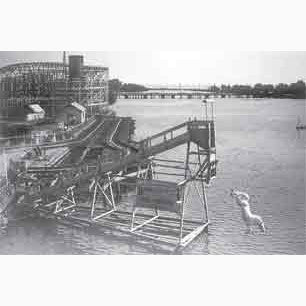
[1,98,305,254]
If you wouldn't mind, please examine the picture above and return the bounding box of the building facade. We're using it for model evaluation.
[0,55,109,119]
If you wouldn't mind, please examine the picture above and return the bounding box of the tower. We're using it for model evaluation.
[63,51,67,66]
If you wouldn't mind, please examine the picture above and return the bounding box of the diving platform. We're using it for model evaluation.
[14,109,218,251]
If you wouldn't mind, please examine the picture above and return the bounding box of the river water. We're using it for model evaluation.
[0,98,305,254]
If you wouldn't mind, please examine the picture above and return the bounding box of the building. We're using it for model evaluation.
[57,102,86,127]
[0,54,109,119]
[25,104,45,121]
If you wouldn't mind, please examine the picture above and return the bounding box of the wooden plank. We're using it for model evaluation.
[154,163,186,170]
[154,172,186,177]
[135,228,181,243]
[92,218,130,228]
[107,209,205,226]
[131,220,191,233]
[76,208,187,232]
[74,206,203,228]
[153,158,198,166]
[132,232,178,246]
[179,222,209,248]
[33,203,207,249]
[131,215,159,232]
[92,209,116,221]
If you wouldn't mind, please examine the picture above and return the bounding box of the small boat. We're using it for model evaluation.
[296,117,306,130]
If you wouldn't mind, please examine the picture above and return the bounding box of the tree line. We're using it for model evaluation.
[208,80,305,99]
[108,79,148,104]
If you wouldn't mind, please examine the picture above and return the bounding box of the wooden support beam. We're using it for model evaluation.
[152,158,198,166]
[154,163,187,170]
[132,219,192,233]
[93,209,116,221]
[154,172,186,177]
[132,231,178,246]
[112,209,205,226]
[131,215,160,232]
[179,222,209,248]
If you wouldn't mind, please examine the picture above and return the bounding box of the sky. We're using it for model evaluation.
[0,51,305,86]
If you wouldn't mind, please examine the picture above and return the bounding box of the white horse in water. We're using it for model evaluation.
[230,189,265,233]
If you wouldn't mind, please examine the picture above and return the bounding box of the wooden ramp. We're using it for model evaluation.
[95,119,216,177]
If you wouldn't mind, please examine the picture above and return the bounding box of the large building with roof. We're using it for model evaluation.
[0,54,109,119]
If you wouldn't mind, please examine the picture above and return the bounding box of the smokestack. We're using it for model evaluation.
[69,55,84,79]
[63,51,67,66]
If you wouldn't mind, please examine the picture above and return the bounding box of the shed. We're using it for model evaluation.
[57,102,86,127]
[25,104,45,121]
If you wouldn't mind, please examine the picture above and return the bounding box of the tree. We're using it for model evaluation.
[288,80,305,99]
[208,84,220,93]
[108,79,122,105]
[120,83,148,92]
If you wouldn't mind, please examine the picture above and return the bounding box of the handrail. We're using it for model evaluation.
[26,118,215,176]
[139,122,187,144]
[138,119,211,147]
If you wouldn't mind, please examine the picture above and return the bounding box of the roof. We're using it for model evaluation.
[66,102,86,113]
[27,104,45,113]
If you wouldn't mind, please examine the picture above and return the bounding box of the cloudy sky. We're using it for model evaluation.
[0,51,305,86]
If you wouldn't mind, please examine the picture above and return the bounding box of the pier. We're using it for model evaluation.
[11,109,217,250]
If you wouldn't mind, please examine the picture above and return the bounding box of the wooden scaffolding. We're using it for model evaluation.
[20,115,217,250]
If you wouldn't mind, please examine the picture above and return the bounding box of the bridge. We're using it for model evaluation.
[119,89,232,100]
[119,90,212,100]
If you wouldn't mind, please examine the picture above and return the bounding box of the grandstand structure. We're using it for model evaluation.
[0,54,109,118]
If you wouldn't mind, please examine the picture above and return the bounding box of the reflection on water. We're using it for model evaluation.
[0,98,305,254]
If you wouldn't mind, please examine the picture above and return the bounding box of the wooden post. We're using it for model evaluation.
[197,142,210,222]
[179,184,190,244]
[202,183,209,222]
[90,183,98,219]
[185,142,191,179]
[107,173,116,209]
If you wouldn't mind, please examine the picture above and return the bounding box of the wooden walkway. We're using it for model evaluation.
[96,119,215,175]
[29,204,209,252]
[16,118,216,251]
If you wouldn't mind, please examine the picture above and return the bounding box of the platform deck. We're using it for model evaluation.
[30,203,208,252]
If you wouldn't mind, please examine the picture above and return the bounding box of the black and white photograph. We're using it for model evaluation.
[0,1,305,305]
[1,51,305,255]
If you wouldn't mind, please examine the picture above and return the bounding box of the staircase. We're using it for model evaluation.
[99,119,216,175]
[26,119,217,183]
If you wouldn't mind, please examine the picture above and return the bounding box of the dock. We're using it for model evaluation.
[12,109,217,251]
